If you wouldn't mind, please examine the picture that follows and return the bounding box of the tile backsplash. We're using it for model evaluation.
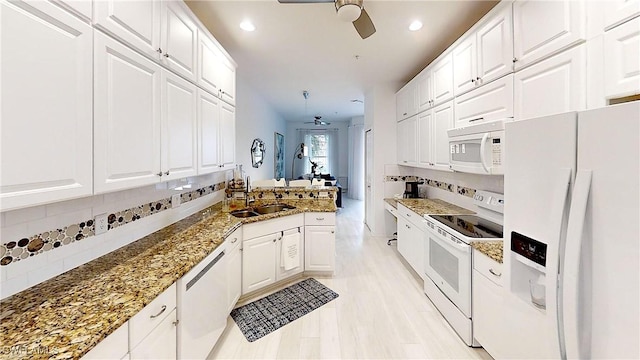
[384,175,477,198]
[0,172,228,299]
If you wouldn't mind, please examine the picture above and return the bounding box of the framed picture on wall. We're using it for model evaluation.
[274,132,285,179]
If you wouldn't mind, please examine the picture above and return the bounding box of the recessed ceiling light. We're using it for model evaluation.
[409,20,423,32]
[240,20,255,32]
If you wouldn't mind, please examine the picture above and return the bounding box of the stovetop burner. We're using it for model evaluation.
[429,214,503,239]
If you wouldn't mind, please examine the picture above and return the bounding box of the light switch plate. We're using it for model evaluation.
[95,213,108,235]
[171,194,181,208]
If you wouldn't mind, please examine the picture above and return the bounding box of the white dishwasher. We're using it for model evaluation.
[177,241,228,359]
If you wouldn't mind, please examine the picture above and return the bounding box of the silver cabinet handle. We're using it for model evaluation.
[469,117,484,122]
[489,268,502,277]
[331,230,335,234]
[173,319,179,326]
[471,78,475,83]
[150,305,167,319]
[156,172,163,177]
[231,237,238,244]
[512,57,518,63]
[406,213,411,217]
[164,171,170,175]
[164,53,170,58]
[405,224,411,229]
[273,238,276,242]
[157,48,162,54]
[316,217,324,221]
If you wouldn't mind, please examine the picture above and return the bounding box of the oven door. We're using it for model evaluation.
[424,227,472,317]
[449,131,504,175]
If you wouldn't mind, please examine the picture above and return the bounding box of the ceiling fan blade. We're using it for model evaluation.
[277,0,333,3]
[353,7,375,39]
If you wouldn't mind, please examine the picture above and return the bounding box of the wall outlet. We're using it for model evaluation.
[319,191,329,198]
[95,213,108,235]
[171,194,181,208]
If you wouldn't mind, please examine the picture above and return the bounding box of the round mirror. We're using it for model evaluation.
[251,138,266,168]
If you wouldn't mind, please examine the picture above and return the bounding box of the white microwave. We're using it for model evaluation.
[447,120,505,175]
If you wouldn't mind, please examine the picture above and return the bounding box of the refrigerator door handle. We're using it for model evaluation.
[560,170,592,360]
[479,133,490,173]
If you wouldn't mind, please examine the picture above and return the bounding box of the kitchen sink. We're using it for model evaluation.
[254,204,295,214]
[230,209,259,218]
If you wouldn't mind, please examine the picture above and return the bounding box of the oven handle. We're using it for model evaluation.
[427,228,470,254]
[479,133,490,173]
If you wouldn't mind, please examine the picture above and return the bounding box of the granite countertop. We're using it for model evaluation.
[383,198,398,209]
[397,198,475,216]
[471,241,504,263]
[0,200,336,359]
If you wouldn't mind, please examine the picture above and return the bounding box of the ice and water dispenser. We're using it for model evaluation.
[510,232,548,310]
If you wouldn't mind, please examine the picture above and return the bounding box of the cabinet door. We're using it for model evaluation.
[276,229,304,280]
[197,89,221,173]
[514,45,586,121]
[432,101,455,172]
[416,70,433,112]
[242,234,277,294]
[604,0,640,31]
[161,0,197,81]
[432,53,454,105]
[161,70,197,181]
[94,0,161,60]
[82,322,129,360]
[397,116,417,166]
[304,226,335,272]
[1,0,92,211]
[453,35,477,96]
[604,17,640,99]
[455,74,514,127]
[217,56,237,106]
[219,102,236,170]
[477,5,513,85]
[473,270,505,359]
[226,244,242,313]
[396,86,409,121]
[94,32,162,194]
[197,32,222,96]
[513,0,585,70]
[130,308,177,360]
[417,111,433,168]
[397,216,412,265]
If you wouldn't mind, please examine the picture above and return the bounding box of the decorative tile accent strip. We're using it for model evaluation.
[384,175,424,182]
[0,182,227,267]
[457,186,477,198]
[249,188,335,201]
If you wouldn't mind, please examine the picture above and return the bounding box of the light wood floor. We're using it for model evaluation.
[208,198,493,359]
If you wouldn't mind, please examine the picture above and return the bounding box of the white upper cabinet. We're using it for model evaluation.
[197,32,222,96]
[94,32,162,193]
[432,53,454,105]
[1,0,93,211]
[604,0,640,31]
[197,89,236,174]
[57,0,93,22]
[513,0,586,70]
[418,101,454,171]
[396,81,418,121]
[604,17,640,99]
[455,74,514,127]
[416,69,434,113]
[94,0,162,60]
[397,116,418,166]
[161,0,198,81]
[514,45,586,121]
[161,70,198,181]
[417,110,433,168]
[455,2,513,95]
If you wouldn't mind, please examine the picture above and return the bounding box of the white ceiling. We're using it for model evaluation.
[186,0,498,123]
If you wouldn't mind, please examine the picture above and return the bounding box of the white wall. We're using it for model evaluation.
[235,73,287,181]
[285,121,349,180]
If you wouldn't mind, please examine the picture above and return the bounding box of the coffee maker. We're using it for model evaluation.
[404,181,420,198]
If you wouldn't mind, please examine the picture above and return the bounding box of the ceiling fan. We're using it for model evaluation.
[305,115,331,126]
[277,0,376,39]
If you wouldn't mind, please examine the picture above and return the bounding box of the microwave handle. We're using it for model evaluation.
[479,133,490,173]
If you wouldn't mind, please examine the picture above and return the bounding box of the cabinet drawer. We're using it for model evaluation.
[304,212,336,226]
[82,321,128,359]
[454,74,513,128]
[243,213,304,239]
[225,226,242,252]
[384,202,397,217]
[397,204,424,228]
[129,283,177,349]
[473,249,503,286]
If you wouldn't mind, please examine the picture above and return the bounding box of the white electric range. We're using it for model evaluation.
[422,190,504,346]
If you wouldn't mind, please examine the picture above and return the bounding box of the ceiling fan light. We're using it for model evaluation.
[337,4,361,22]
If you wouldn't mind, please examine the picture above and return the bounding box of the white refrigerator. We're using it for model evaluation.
[502,102,639,359]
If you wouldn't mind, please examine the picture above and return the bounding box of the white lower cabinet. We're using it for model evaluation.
[472,249,505,359]
[130,309,177,359]
[514,45,586,121]
[226,227,243,313]
[604,17,640,99]
[455,74,513,127]
[242,214,305,294]
[396,205,425,277]
[304,213,336,273]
